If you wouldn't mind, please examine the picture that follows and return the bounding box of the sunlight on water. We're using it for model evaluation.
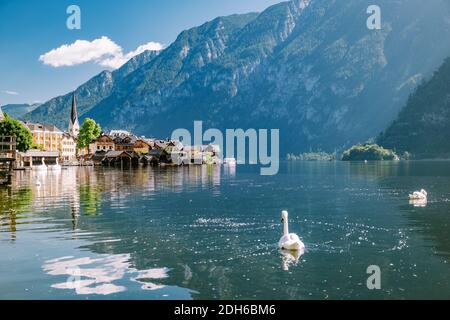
[1,162,450,299]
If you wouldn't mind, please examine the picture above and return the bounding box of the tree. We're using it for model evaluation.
[0,115,33,152]
[77,118,101,150]
[342,144,399,161]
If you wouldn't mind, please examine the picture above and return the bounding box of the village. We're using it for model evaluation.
[0,94,227,177]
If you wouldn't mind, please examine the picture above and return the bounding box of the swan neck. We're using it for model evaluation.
[283,219,289,236]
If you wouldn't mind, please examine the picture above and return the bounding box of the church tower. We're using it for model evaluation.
[68,93,80,137]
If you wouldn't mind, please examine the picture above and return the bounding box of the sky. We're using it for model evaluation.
[0,0,282,106]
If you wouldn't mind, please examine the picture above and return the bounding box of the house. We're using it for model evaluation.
[146,149,170,165]
[61,133,77,161]
[89,134,115,154]
[133,139,153,154]
[202,144,221,165]
[153,139,174,151]
[103,150,140,166]
[114,136,137,152]
[153,139,184,162]
[17,150,59,167]
[183,145,203,165]
[141,154,156,166]
[203,144,221,156]
[89,151,108,166]
[23,122,63,153]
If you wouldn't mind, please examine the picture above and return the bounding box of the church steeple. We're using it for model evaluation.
[68,93,80,137]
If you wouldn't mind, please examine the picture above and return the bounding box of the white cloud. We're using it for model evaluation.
[100,42,164,69]
[39,36,163,69]
[4,90,19,96]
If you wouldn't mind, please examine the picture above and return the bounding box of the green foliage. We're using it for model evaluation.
[0,115,33,152]
[77,118,101,150]
[31,143,45,151]
[342,144,399,161]
[378,57,450,158]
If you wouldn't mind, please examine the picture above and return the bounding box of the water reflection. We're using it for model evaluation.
[43,254,169,295]
[2,162,450,299]
[2,166,222,298]
[0,186,32,241]
[409,199,428,207]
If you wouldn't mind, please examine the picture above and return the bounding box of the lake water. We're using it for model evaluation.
[1,161,450,300]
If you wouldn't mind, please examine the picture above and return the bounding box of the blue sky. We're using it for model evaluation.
[0,0,281,106]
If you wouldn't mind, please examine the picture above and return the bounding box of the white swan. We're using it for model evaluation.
[409,189,427,201]
[280,249,303,271]
[48,158,62,171]
[34,158,47,171]
[278,210,305,251]
[409,198,427,207]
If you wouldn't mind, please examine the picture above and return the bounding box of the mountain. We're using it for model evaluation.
[25,0,450,152]
[378,57,450,159]
[23,50,159,130]
[1,103,40,119]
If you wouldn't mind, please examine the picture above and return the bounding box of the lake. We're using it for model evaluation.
[1,161,450,300]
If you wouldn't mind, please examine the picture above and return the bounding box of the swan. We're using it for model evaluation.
[34,158,47,171]
[48,158,62,171]
[409,198,427,207]
[280,249,303,271]
[278,210,305,251]
[409,189,427,201]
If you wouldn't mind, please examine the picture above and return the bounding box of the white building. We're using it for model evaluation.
[61,133,77,161]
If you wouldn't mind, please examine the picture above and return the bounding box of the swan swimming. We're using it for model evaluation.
[280,249,303,271]
[409,189,427,201]
[278,210,305,251]
[34,158,47,171]
[48,158,62,171]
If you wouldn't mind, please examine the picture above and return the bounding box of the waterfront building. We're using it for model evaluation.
[68,94,80,138]
[89,134,115,154]
[114,136,137,152]
[103,150,140,166]
[17,150,59,167]
[24,122,63,153]
[133,139,153,154]
[61,133,77,161]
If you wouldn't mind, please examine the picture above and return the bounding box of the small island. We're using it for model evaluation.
[287,151,336,161]
[341,144,399,161]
